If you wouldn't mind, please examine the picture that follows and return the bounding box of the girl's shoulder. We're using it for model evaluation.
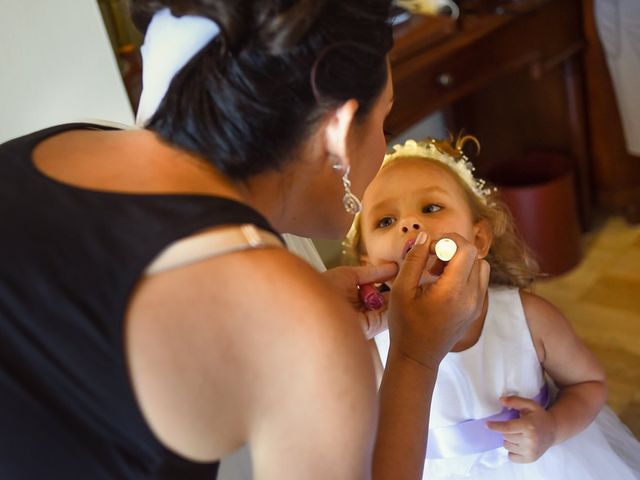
[519,289,567,329]
[518,289,575,364]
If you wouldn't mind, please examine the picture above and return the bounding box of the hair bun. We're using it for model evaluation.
[255,0,328,54]
[143,0,393,183]
[131,1,329,55]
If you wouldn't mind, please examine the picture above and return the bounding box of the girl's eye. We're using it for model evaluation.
[377,217,395,229]
[423,204,442,214]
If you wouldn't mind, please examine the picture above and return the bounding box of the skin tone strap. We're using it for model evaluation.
[145,223,283,275]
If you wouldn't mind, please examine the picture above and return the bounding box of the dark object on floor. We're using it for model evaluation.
[489,151,583,276]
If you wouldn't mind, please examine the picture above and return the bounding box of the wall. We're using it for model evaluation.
[0,0,134,143]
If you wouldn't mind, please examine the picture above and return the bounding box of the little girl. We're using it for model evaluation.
[345,137,640,479]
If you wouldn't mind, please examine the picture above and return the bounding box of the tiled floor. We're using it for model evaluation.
[533,214,640,437]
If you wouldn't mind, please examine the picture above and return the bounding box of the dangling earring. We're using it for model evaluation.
[333,164,362,215]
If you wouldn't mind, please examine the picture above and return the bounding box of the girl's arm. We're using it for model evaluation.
[523,291,607,442]
[487,291,606,463]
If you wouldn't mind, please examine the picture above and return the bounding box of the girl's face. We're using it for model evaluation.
[360,158,486,269]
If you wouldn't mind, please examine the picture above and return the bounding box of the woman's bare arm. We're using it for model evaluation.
[374,233,490,479]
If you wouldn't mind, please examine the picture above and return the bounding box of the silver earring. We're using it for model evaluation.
[333,164,362,215]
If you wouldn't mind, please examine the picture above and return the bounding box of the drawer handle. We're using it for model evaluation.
[436,72,455,87]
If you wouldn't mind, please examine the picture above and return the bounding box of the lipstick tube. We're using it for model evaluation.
[359,283,385,311]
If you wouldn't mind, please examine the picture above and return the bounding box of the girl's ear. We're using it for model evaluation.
[473,218,493,259]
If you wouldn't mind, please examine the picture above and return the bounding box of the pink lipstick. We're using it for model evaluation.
[359,284,385,311]
[401,238,416,260]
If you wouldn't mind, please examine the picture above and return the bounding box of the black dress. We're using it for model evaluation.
[0,124,279,479]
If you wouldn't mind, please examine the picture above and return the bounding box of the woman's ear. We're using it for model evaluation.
[473,218,493,259]
[324,99,359,167]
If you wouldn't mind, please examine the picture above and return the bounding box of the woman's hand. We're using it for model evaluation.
[387,232,490,367]
[486,396,557,463]
[322,263,397,339]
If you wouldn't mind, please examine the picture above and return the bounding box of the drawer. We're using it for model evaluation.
[388,37,541,132]
[386,0,583,133]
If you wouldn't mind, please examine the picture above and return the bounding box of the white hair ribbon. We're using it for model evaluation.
[135,7,220,126]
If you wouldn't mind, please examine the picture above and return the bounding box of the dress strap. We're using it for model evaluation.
[145,223,283,275]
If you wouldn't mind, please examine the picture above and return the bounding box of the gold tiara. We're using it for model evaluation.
[382,138,493,204]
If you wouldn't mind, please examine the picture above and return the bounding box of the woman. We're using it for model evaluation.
[0,1,489,478]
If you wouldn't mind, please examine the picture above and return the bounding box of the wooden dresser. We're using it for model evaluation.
[387,0,614,227]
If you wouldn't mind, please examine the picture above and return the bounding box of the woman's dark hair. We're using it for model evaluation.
[129,0,393,179]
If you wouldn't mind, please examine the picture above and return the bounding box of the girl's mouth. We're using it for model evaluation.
[401,238,416,260]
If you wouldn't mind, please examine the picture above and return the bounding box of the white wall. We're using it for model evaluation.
[595,0,640,155]
[389,110,448,146]
[0,0,134,143]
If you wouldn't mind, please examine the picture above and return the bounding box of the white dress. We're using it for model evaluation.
[375,286,640,479]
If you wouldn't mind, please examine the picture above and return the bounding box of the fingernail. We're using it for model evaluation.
[416,231,427,245]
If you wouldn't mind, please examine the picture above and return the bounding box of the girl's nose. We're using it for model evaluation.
[401,222,421,233]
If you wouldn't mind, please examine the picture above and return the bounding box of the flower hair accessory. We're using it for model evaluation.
[382,137,493,203]
[136,8,220,126]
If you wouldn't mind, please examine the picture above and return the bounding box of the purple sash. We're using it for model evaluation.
[426,385,550,459]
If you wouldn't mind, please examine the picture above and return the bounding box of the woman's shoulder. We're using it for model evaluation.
[128,243,372,393]
[135,244,357,341]
[125,246,375,461]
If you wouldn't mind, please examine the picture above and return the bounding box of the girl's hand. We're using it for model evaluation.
[387,232,490,367]
[322,263,398,339]
[486,395,557,463]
